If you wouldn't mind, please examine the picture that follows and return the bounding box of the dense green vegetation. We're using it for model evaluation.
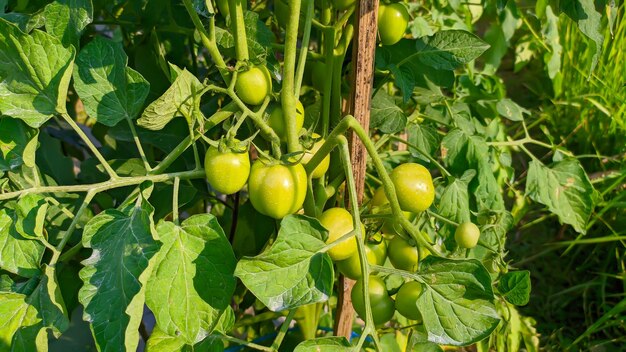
[0,0,623,351]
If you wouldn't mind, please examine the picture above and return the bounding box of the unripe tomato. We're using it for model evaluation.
[370,186,413,235]
[336,240,387,280]
[301,134,330,179]
[395,281,423,321]
[204,144,250,195]
[388,235,418,272]
[318,208,360,261]
[248,160,307,219]
[377,3,409,46]
[390,163,435,213]
[351,275,395,325]
[235,66,272,106]
[334,0,356,10]
[455,222,480,248]
[267,101,305,141]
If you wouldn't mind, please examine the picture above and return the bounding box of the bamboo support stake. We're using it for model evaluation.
[333,0,379,339]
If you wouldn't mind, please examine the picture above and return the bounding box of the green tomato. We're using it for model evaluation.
[388,235,418,272]
[235,66,272,106]
[204,144,250,195]
[455,222,480,248]
[301,134,331,179]
[318,208,360,261]
[395,281,423,321]
[248,160,307,219]
[336,240,387,280]
[370,186,413,235]
[390,163,435,213]
[351,275,395,325]
[334,0,356,11]
[377,3,409,46]
[267,100,305,142]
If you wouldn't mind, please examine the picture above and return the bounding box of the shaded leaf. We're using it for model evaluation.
[294,336,351,351]
[370,90,407,134]
[73,37,150,126]
[44,0,93,48]
[0,117,39,172]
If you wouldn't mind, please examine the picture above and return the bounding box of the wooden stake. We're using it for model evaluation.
[333,0,379,339]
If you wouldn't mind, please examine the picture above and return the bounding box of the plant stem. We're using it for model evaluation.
[389,135,452,178]
[182,0,229,83]
[51,191,95,264]
[218,334,273,352]
[282,0,303,153]
[61,113,118,179]
[172,177,180,225]
[126,118,151,171]
[228,0,249,61]
[295,0,315,98]
[270,309,296,351]
[0,169,205,201]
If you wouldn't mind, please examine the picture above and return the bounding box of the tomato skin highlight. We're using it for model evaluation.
[455,222,480,248]
[390,163,435,213]
[318,208,360,261]
[268,100,305,142]
[351,275,395,325]
[336,240,387,280]
[395,281,423,321]
[235,66,272,106]
[204,145,250,195]
[387,235,419,272]
[248,160,307,219]
[377,3,409,46]
[301,134,331,179]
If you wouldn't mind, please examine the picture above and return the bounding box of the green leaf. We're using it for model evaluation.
[44,0,93,48]
[439,170,475,225]
[0,11,46,33]
[215,11,275,62]
[496,99,529,122]
[293,337,351,351]
[0,293,39,349]
[0,19,75,128]
[416,257,500,346]
[498,271,531,306]
[414,30,490,70]
[78,192,161,352]
[137,68,203,130]
[388,64,415,103]
[73,36,150,126]
[560,0,603,74]
[407,123,440,163]
[440,128,489,175]
[145,325,186,352]
[13,194,48,241]
[0,200,46,278]
[146,214,236,344]
[35,131,75,185]
[234,215,334,312]
[0,117,39,172]
[370,90,407,134]
[0,266,69,351]
[525,159,595,234]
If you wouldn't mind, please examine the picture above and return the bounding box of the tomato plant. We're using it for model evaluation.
[0,0,618,351]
